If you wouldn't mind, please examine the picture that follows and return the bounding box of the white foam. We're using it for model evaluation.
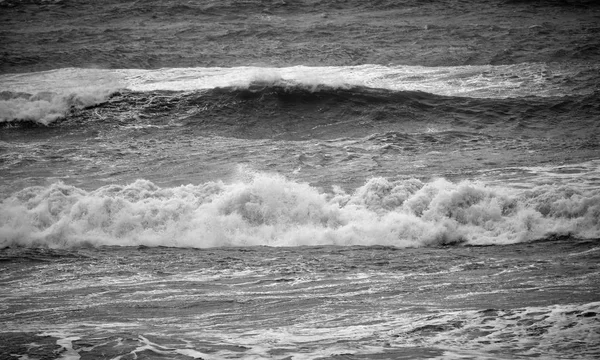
[1,169,598,249]
[0,68,124,124]
[37,332,80,360]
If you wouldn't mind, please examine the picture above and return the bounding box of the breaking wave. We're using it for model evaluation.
[0,67,123,125]
[2,170,598,249]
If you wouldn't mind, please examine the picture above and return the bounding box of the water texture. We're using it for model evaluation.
[1,1,599,359]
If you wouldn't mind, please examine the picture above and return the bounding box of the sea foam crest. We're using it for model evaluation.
[0,88,115,125]
[0,68,123,124]
[1,171,598,248]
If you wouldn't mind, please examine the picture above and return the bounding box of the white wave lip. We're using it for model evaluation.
[0,68,124,124]
[1,170,598,248]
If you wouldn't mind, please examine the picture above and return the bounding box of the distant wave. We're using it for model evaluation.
[3,83,599,147]
[78,84,600,142]
[1,63,598,124]
[1,170,598,249]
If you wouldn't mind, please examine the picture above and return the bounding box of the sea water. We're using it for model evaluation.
[1,1,599,359]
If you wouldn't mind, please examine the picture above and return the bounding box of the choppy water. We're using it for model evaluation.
[1,1,600,359]
[1,242,599,359]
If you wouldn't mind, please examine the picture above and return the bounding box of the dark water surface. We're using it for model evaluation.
[2,0,600,72]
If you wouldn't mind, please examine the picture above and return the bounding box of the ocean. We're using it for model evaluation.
[1,0,599,359]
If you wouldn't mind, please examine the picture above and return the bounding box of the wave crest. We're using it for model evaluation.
[0,68,124,125]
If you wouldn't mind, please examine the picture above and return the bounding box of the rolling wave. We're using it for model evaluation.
[3,83,599,144]
[1,63,598,125]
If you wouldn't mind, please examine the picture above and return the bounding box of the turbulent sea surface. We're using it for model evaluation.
[1,1,600,359]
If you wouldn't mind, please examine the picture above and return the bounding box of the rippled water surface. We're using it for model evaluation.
[1,240,599,359]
